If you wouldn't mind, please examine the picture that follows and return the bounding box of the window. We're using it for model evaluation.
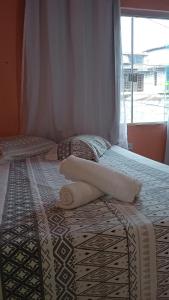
[121,16,169,123]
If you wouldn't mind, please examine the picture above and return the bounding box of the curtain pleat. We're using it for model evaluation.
[21,0,127,146]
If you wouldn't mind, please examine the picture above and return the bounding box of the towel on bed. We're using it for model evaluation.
[60,155,142,203]
[58,181,103,209]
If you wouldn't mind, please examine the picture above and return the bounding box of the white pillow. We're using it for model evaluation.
[0,135,56,160]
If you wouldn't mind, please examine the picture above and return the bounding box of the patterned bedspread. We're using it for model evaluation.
[1,146,169,299]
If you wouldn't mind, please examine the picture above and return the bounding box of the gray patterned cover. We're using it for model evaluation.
[57,135,111,161]
[0,146,169,299]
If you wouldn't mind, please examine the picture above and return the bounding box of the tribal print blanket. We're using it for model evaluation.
[1,146,169,299]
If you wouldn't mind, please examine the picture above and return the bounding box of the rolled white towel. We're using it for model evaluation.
[58,181,103,209]
[60,155,142,203]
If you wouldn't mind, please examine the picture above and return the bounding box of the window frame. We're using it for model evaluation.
[121,9,169,125]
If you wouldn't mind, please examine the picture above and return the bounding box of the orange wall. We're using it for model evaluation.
[128,124,167,162]
[121,0,169,11]
[0,0,24,137]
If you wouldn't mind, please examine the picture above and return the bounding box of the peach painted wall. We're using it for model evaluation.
[0,0,24,137]
[128,124,167,162]
[121,0,169,11]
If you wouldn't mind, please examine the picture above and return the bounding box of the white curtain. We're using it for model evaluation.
[22,0,127,146]
[164,72,169,164]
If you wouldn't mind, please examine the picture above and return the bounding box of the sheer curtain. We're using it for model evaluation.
[22,0,127,146]
[164,72,169,164]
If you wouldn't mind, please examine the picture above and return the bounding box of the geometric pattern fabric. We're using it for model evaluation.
[1,148,169,299]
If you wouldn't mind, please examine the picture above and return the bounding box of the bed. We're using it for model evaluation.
[1,145,169,299]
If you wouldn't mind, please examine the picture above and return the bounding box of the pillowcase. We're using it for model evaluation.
[45,145,58,161]
[0,135,56,161]
[57,135,111,162]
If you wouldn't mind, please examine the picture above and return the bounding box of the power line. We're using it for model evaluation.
[147,18,169,30]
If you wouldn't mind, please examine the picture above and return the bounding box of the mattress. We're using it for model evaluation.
[0,146,169,299]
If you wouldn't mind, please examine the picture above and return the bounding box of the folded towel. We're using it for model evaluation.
[60,155,142,203]
[58,181,103,209]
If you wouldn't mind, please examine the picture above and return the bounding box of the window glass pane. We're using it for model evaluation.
[121,16,169,123]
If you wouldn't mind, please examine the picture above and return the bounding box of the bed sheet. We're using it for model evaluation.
[0,146,169,299]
